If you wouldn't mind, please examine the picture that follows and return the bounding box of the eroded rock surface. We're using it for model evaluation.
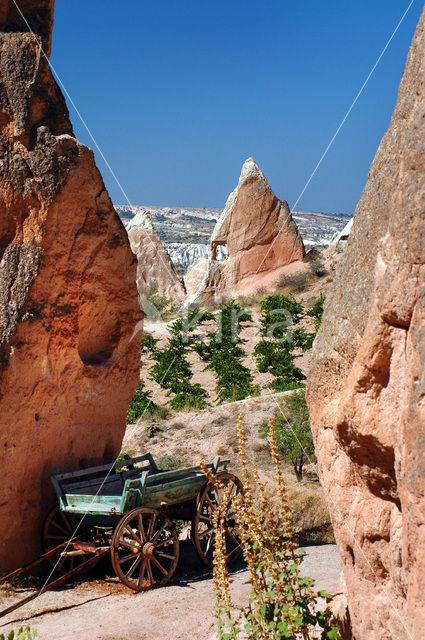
[190,158,305,304]
[184,257,209,299]
[0,0,141,572]
[307,9,425,639]
[127,210,186,306]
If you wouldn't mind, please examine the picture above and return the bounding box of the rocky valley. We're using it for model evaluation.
[0,2,423,640]
[116,205,349,272]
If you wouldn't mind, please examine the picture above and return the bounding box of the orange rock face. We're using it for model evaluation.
[189,158,305,304]
[127,210,186,307]
[0,1,141,572]
[307,9,425,639]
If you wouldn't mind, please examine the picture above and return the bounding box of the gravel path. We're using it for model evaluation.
[0,544,340,640]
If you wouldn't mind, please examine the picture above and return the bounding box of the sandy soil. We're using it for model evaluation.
[0,544,341,640]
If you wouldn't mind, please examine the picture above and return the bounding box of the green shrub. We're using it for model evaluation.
[127,380,160,423]
[262,390,315,481]
[0,628,38,640]
[207,415,340,640]
[151,309,208,410]
[254,294,306,391]
[197,302,260,403]
[254,340,305,392]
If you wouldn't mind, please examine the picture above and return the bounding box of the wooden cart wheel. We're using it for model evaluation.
[111,507,179,592]
[42,507,90,574]
[192,471,243,567]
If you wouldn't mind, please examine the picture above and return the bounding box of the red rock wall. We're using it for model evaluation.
[307,8,425,639]
[0,1,142,572]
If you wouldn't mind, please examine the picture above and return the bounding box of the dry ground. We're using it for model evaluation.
[0,544,341,640]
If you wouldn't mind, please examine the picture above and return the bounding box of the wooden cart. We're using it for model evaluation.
[0,454,243,619]
[50,453,243,583]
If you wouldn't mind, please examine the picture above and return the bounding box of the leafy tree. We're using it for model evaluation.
[254,340,305,391]
[151,309,208,410]
[126,380,159,423]
[266,390,314,481]
[259,293,304,340]
[254,294,306,391]
[197,302,259,403]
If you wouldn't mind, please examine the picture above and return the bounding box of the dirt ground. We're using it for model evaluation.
[0,543,341,640]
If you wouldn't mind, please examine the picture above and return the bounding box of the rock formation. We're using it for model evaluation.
[190,158,305,304]
[0,0,141,572]
[127,210,186,306]
[328,217,353,250]
[184,257,209,298]
[165,242,226,271]
[307,8,425,639]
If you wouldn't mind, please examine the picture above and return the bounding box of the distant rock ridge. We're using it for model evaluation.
[0,0,141,572]
[127,210,187,305]
[166,242,226,271]
[307,7,425,639]
[189,158,305,304]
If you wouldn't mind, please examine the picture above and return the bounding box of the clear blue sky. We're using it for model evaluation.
[50,1,422,214]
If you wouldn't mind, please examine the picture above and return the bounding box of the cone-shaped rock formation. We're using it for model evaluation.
[0,0,141,572]
[307,8,425,639]
[190,158,305,304]
[127,210,186,306]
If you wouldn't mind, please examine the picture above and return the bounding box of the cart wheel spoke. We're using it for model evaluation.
[205,494,217,512]
[151,521,167,543]
[151,556,168,576]
[224,526,241,550]
[137,514,146,542]
[154,536,173,549]
[138,559,147,587]
[146,559,154,585]
[126,555,142,579]
[147,513,156,540]
[42,507,91,576]
[124,525,142,546]
[111,507,180,592]
[198,526,214,539]
[192,472,243,568]
[117,538,137,551]
[156,551,176,561]
[119,552,139,563]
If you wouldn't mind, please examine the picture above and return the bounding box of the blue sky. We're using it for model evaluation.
[50,1,422,213]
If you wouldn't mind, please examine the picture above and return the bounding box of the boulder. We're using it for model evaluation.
[306,8,425,639]
[0,0,141,572]
[190,158,305,304]
[127,210,186,307]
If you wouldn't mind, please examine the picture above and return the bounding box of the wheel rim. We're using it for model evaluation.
[192,472,243,567]
[111,508,179,591]
[42,507,90,575]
